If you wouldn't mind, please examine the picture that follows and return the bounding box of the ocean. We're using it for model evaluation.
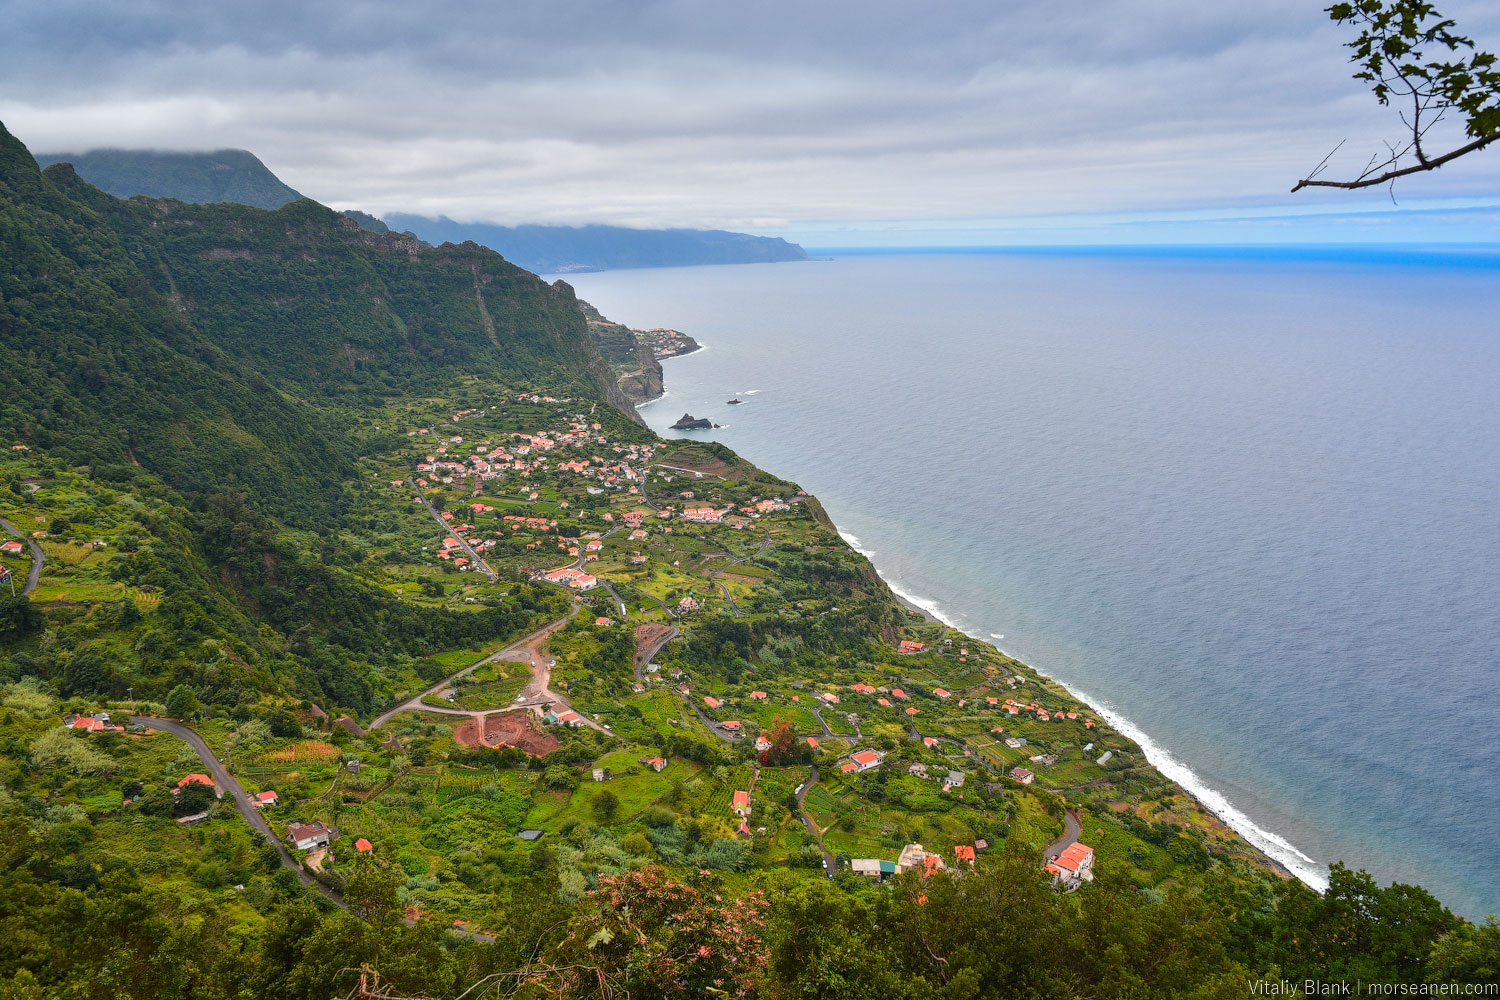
[561,248,1500,920]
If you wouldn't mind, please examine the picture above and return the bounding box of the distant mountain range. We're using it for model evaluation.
[382,215,807,273]
[33,147,807,273]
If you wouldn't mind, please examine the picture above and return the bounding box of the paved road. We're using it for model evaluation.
[368,607,586,730]
[709,525,774,619]
[408,478,497,582]
[808,705,857,744]
[633,624,679,683]
[1042,808,1083,860]
[795,764,838,876]
[133,715,495,941]
[130,716,341,902]
[0,516,44,594]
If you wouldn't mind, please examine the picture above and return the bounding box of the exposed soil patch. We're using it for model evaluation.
[454,711,561,757]
[633,623,674,668]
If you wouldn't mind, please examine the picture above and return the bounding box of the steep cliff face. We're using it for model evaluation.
[575,298,704,405]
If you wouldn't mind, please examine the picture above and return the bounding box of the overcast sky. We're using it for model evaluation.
[4,0,1499,243]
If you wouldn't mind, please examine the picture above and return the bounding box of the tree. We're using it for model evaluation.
[164,684,199,720]
[1295,1,1500,192]
[591,789,620,822]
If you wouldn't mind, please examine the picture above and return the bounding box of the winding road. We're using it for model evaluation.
[132,715,496,941]
[709,525,774,619]
[408,478,497,582]
[794,764,838,876]
[1042,808,1083,861]
[0,516,44,594]
[130,716,342,902]
[368,606,608,733]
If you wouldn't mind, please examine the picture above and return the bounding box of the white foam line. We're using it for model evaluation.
[836,528,1329,892]
[1060,680,1329,892]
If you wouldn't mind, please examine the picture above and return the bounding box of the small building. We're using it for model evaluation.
[896,843,945,874]
[591,767,610,782]
[908,762,929,777]
[639,756,667,772]
[923,736,939,749]
[177,773,214,790]
[945,770,966,788]
[954,844,976,866]
[1096,750,1114,765]
[516,829,544,841]
[1046,842,1096,887]
[852,858,899,881]
[933,688,951,699]
[703,696,722,710]
[255,790,279,808]
[845,749,884,773]
[355,838,373,853]
[1010,767,1035,785]
[287,821,334,850]
[749,691,767,700]
[345,758,362,774]
[732,790,751,817]
[806,737,821,752]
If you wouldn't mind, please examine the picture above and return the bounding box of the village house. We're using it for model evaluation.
[703,696,723,710]
[639,756,667,772]
[1046,842,1096,888]
[840,749,884,774]
[896,843,946,875]
[287,821,334,850]
[851,858,899,881]
[923,736,939,749]
[908,762,929,777]
[944,770,966,790]
[254,790,279,808]
[355,838,374,853]
[592,767,610,782]
[1010,766,1036,785]
[732,790,751,817]
[953,844,976,866]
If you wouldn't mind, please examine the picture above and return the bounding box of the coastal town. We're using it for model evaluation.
[0,388,1278,936]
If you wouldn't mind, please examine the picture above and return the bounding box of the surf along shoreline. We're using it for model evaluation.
[832,526,1312,887]
[639,337,1315,891]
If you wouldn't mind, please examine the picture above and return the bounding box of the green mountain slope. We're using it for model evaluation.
[0,129,351,525]
[33,147,303,209]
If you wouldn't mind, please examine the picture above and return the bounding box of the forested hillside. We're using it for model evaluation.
[1,117,1496,1000]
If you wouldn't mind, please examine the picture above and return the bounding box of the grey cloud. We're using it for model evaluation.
[3,0,1498,232]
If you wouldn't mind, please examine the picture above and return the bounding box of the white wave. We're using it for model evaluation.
[741,389,761,394]
[1057,679,1329,892]
[832,523,1328,892]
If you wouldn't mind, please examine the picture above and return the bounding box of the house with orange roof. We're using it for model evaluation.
[177,773,214,790]
[703,696,722,710]
[845,749,884,773]
[720,720,742,731]
[897,640,924,654]
[355,838,373,853]
[732,790,751,817]
[891,689,908,700]
[806,737,821,751]
[923,736,939,748]
[954,844,976,865]
[749,691,767,700]
[1010,766,1035,785]
[877,698,891,707]
[905,707,919,716]
[1045,842,1095,887]
[933,688,951,699]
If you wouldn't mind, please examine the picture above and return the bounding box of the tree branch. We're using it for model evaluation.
[1291,130,1498,191]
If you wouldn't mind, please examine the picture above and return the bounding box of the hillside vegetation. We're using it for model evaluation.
[0,119,1495,999]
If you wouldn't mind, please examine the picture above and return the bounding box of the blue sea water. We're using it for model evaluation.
[561,249,1500,920]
